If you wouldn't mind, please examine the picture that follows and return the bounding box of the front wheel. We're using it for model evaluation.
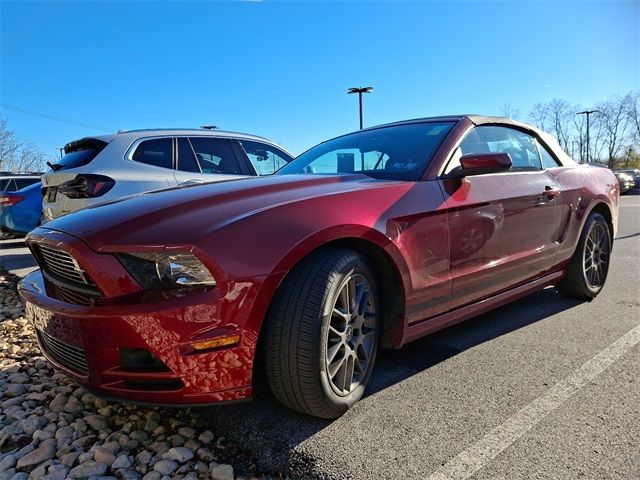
[556,212,611,300]
[263,249,379,418]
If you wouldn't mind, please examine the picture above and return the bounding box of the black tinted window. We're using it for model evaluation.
[177,138,200,173]
[55,139,108,170]
[15,178,39,189]
[278,122,454,180]
[189,138,242,175]
[0,179,16,191]
[239,140,292,175]
[132,138,173,169]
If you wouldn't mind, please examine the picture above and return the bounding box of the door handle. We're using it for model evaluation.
[544,186,561,199]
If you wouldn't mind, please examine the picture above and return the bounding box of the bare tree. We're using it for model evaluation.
[499,103,521,120]
[0,115,47,172]
[570,105,587,162]
[0,117,20,170]
[546,98,573,151]
[594,95,630,168]
[625,90,640,148]
[528,102,549,130]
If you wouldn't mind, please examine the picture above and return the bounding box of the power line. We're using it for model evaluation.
[1,103,113,132]
[16,135,62,147]
[1,147,59,160]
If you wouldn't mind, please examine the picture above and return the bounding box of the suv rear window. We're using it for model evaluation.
[55,139,109,170]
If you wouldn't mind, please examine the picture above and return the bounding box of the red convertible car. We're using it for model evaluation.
[19,115,619,418]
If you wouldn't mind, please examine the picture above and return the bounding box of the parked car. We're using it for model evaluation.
[41,129,294,221]
[617,169,640,190]
[0,182,42,236]
[0,173,42,192]
[20,115,619,418]
[614,171,635,193]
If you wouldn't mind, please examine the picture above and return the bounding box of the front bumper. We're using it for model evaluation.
[19,269,261,405]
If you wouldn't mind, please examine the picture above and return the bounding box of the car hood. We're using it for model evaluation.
[38,174,406,251]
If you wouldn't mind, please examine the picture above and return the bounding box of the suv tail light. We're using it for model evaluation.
[0,195,25,206]
[58,174,115,199]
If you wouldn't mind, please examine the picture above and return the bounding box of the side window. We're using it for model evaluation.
[132,138,173,169]
[4,179,17,191]
[176,138,200,173]
[537,142,560,169]
[189,138,242,175]
[16,178,37,190]
[457,126,542,172]
[239,140,292,175]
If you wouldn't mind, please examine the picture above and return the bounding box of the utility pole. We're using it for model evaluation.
[576,110,599,163]
[347,87,373,130]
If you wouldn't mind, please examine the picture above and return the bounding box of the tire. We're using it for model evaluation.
[556,212,611,300]
[263,249,380,418]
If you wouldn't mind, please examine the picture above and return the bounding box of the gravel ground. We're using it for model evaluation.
[0,271,273,480]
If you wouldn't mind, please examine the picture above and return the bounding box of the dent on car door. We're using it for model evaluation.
[439,125,563,309]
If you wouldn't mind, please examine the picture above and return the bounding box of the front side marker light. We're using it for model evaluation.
[191,335,241,351]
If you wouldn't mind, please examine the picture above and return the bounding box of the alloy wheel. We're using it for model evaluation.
[583,222,610,288]
[324,273,377,397]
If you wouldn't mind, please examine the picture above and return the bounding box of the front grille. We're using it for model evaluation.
[51,284,95,306]
[37,244,95,286]
[37,330,89,375]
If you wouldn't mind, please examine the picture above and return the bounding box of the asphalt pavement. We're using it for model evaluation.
[1,194,638,480]
[199,193,640,479]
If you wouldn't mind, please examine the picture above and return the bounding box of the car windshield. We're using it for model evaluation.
[277,122,455,181]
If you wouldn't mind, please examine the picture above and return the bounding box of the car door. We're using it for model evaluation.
[174,137,252,186]
[439,125,562,309]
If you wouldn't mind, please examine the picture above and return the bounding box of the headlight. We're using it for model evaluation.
[118,252,216,290]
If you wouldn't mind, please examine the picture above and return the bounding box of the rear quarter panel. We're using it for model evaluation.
[551,165,619,265]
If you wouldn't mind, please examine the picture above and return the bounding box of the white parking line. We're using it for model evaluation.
[427,323,640,480]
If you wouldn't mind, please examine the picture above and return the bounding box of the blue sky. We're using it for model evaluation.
[1,1,638,158]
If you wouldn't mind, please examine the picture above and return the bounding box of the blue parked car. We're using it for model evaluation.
[0,182,42,236]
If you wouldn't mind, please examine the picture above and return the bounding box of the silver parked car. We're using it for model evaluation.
[41,128,294,221]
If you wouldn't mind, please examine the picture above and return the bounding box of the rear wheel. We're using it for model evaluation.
[556,212,611,300]
[263,249,379,418]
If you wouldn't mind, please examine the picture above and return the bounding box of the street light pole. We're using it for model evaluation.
[347,87,373,130]
[576,110,599,163]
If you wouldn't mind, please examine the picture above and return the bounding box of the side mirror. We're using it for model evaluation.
[456,153,512,177]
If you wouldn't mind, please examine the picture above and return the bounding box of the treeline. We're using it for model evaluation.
[0,116,50,173]
[501,90,640,169]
